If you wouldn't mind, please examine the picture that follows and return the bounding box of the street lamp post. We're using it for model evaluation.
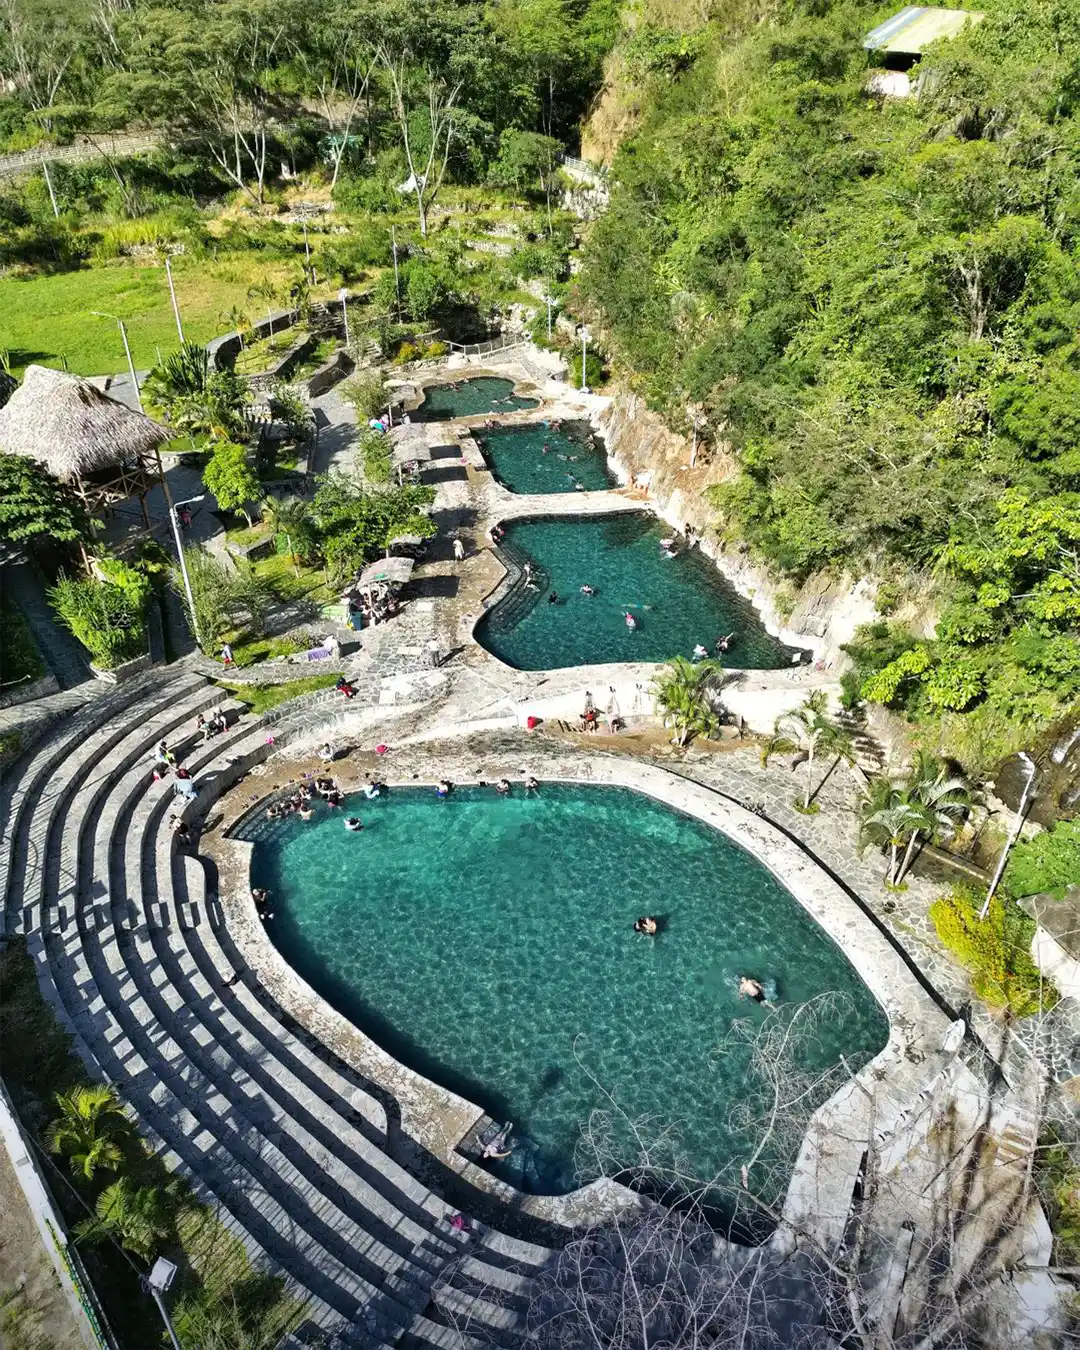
[579,326,589,393]
[981,752,1038,918]
[92,311,143,412]
[544,295,554,341]
[145,1258,182,1350]
[339,287,350,348]
[158,464,204,651]
[164,255,185,345]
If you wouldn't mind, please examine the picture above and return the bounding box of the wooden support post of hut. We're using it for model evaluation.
[0,365,170,530]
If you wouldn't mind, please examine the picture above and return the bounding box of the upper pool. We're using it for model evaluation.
[475,420,615,494]
[240,784,887,1205]
[414,377,538,420]
[477,513,796,671]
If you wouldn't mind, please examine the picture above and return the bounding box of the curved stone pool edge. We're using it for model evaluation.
[212,755,954,1241]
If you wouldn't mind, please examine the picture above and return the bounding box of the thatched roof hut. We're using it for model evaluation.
[0,365,169,520]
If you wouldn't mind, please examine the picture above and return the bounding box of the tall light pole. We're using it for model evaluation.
[981,752,1038,918]
[579,325,589,393]
[164,255,185,346]
[159,472,204,651]
[145,1258,182,1350]
[544,294,555,341]
[339,287,350,348]
[92,311,143,412]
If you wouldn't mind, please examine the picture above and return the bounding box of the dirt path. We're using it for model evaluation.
[0,1143,83,1350]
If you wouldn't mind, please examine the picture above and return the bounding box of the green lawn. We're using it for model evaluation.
[0,254,304,376]
[219,673,339,714]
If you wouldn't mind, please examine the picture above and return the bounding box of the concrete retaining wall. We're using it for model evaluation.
[0,1081,116,1349]
[0,674,59,709]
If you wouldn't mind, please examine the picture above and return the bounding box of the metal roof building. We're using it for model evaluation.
[863,6,985,56]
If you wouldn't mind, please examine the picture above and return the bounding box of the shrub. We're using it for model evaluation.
[395,341,420,365]
[359,429,392,484]
[425,341,448,359]
[49,574,147,669]
[568,348,604,390]
[341,371,388,422]
[929,884,1056,1017]
[1005,821,1080,900]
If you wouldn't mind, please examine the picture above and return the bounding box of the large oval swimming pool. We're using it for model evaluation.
[239,783,887,1207]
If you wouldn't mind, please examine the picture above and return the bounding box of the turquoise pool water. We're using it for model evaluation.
[415,377,538,420]
[240,784,887,1203]
[478,514,796,671]
[475,420,614,494]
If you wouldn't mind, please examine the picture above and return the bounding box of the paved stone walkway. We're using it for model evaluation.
[3,561,90,690]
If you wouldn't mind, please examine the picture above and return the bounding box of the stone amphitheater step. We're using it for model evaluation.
[8,677,551,1346]
[0,671,209,936]
[36,677,230,936]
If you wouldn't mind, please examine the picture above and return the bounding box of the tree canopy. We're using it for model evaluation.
[580,0,1080,766]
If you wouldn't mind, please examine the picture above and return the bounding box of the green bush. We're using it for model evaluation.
[1005,821,1080,900]
[425,340,449,359]
[395,341,421,364]
[49,574,147,669]
[341,371,388,422]
[568,348,604,390]
[929,884,1056,1017]
[359,429,392,484]
[0,597,44,685]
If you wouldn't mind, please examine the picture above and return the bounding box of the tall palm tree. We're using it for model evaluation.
[221,305,252,349]
[247,280,285,337]
[651,656,729,747]
[45,1084,131,1180]
[857,781,923,886]
[75,1176,179,1261]
[894,751,970,885]
[763,691,852,810]
[260,496,313,574]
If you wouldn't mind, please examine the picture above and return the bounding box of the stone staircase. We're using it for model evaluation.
[0,668,549,1347]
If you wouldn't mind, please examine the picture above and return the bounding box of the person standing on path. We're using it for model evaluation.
[427,638,441,668]
[453,537,466,562]
[221,642,233,668]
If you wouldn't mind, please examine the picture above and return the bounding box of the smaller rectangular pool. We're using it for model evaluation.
[414,377,538,420]
[475,420,614,494]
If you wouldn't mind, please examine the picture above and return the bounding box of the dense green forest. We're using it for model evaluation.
[583,0,1080,770]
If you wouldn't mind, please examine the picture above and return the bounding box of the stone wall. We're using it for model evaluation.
[597,390,880,662]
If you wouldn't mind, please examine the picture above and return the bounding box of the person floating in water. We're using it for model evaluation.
[482,1124,513,1160]
[524,774,539,793]
[344,817,364,832]
[624,611,638,631]
[496,778,511,795]
[364,778,382,799]
[435,779,452,798]
[548,591,559,605]
[634,916,658,935]
[716,633,735,655]
[693,643,708,661]
[580,584,596,596]
[739,976,773,1006]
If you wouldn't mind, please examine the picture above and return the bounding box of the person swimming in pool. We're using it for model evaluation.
[634,916,658,935]
[482,1124,513,1159]
[344,817,363,831]
[436,780,452,798]
[580,584,596,596]
[739,975,773,1006]
[496,778,511,795]
[625,611,638,631]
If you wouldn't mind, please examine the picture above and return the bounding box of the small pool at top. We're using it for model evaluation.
[477,513,796,671]
[240,784,887,1206]
[414,377,538,420]
[474,420,615,494]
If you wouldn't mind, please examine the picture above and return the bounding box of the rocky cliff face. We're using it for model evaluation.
[596,390,880,662]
